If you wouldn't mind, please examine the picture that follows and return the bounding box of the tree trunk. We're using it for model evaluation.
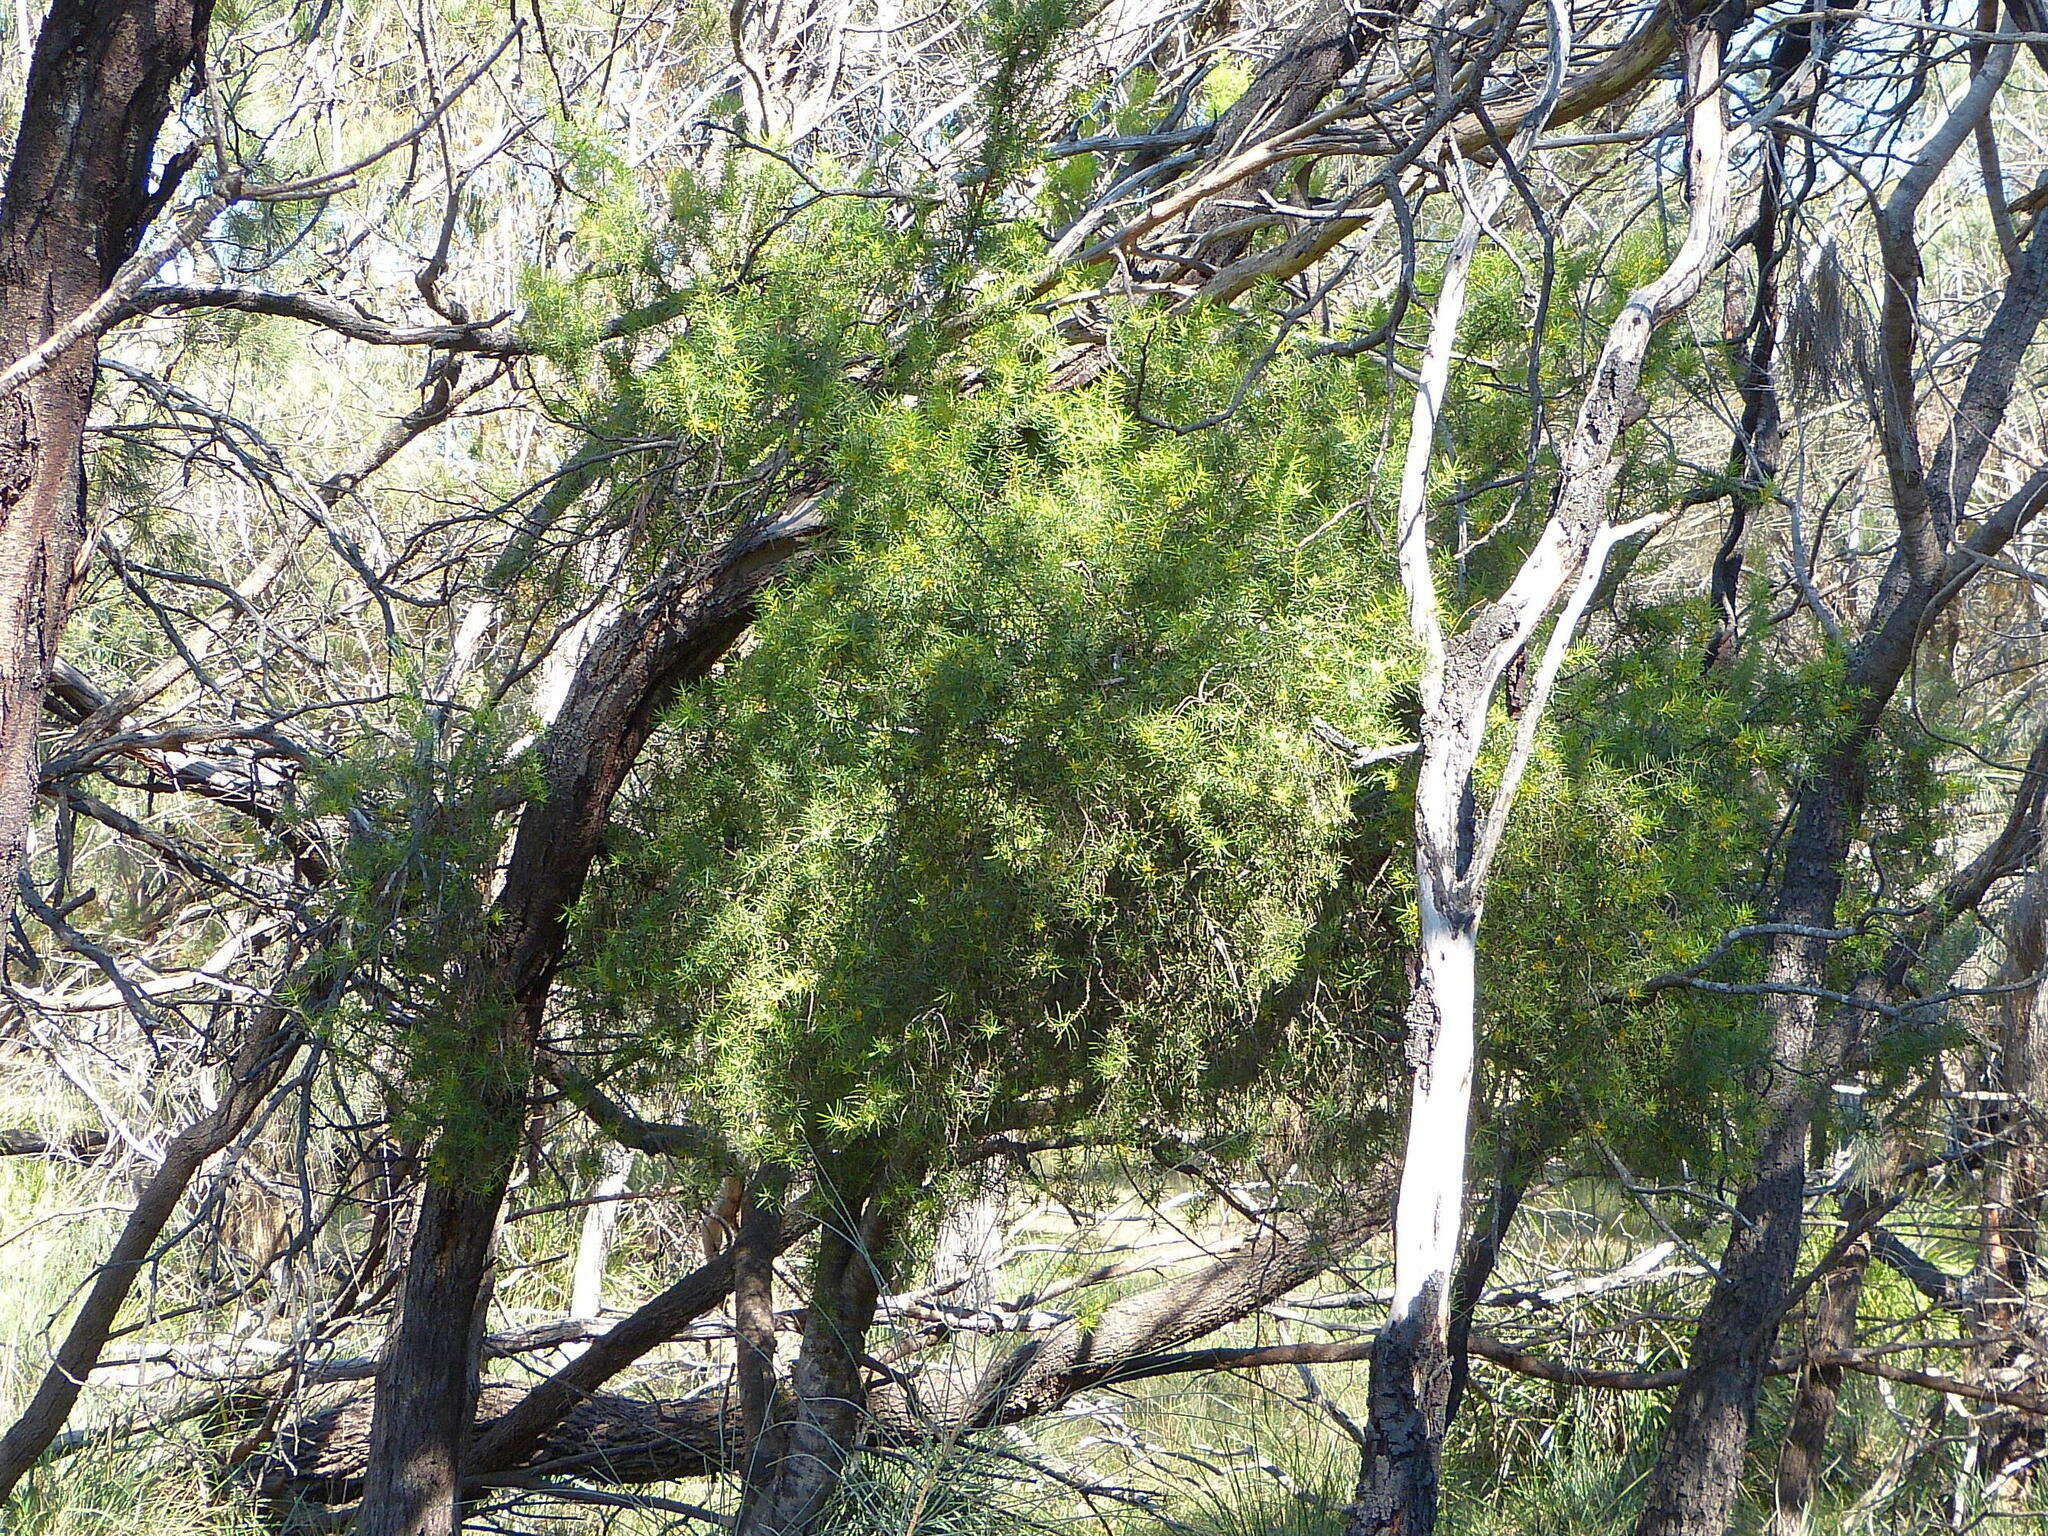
[1349,884,1477,1535]
[0,0,216,910]
[352,496,827,1536]
[736,1204,886,1535]
[1769,1217,1871,1535]
[568,1144,634,1320]
[354,1121,517,1536]
[1763,731,2048,1530]
[1633,792,1852,1536]
[0,1005,299,1499]
[734,1183,783,1463]
[1971,865,2048,1494]
[1349,20,1732,1528]
[1445,1144,1534,1427]
[1633,41,2048,1532]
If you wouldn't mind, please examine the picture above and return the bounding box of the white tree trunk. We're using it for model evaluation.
[1387,879,1478,1338]
[570,1145,633,1320]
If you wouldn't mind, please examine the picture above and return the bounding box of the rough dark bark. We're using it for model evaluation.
[734,1185,783,1462]
[736,1205,887,1535]
[354,1158,510,1536]
[1757,729,2048,1524]
[1970,864,2048,1492]
[0,1127,109,1159]
[1633,71,2048,1536]
[1704,16,1810,670]
[1169,0,1372,274]
[0,0,215,911]
[354,495,829,1536]
[1444,1146,1535,1426]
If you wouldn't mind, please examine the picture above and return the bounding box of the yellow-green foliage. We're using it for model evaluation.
[574,312,1411,1170]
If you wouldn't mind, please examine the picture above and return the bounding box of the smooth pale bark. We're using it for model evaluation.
[1354,900,1477,1531]
[1350,15,1728,1532]
[569,1145,634,1319]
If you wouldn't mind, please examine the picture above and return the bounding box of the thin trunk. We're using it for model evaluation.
[1972,866,2048,1493]
[1769,1212,1872,1535]
[1704,17,1805,670]
[569,1144,633,1320]
[0,1006,299,1498]
[1167,0,1373,274]
[1445,1144,1534,1426]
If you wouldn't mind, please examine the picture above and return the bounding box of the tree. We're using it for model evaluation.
[0,0,217,909]
[1635,28,2048,1534]
[1349,9,1736,1530]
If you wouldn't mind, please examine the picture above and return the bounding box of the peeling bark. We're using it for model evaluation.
[1348,16,1731,1531]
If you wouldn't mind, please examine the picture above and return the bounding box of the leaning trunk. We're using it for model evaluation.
[1445,1142,1535,1427]
[1634,36,2048,1530]
[351,498,827,1536]
[0,1005,298,1498]
[1632,785,1854,1536]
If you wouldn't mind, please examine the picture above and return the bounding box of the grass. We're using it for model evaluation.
[1,1125,2034,1536]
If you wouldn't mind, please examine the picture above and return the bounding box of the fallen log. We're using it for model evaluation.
[260,1188,1394,1512]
